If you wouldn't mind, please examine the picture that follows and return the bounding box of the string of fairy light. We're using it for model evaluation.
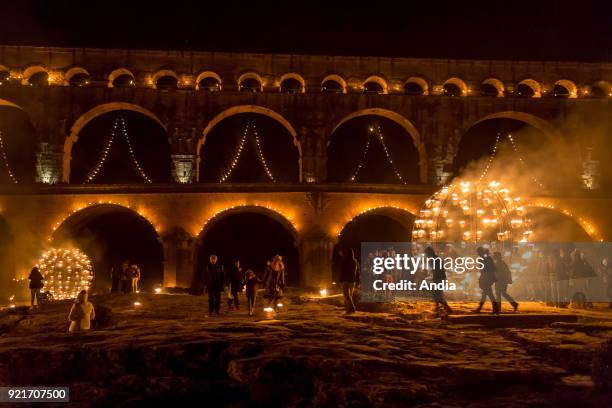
[0,129,17,183]
[85,115,153,183]
[350,123,406,184]
[219,122,276,183]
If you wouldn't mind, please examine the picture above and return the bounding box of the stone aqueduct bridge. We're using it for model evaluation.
[0,46,611,288]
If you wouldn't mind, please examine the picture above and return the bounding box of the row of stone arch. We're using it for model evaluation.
[2,64,609,98]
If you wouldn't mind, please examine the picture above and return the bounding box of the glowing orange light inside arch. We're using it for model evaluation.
[527,202,603,242]
[333,204,418,237]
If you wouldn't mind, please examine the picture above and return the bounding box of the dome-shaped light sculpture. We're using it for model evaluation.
[412,180,532,244]
[38,248,94,300]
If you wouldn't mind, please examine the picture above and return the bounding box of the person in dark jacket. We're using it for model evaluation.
[28,266,44,309]
[227,259,244,310]
[425,246,452,315]
[243,269,262,316]
[120,260,131,294]
[203,254,225,316]
[263,255,285,311]
[474,247,499,314]
[339,248,360,314]
[110,266,120,294]
[493,251,518,312]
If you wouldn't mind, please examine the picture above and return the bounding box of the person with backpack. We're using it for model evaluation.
[28,266,44,310]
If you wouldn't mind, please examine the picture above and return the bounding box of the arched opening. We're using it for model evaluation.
[238,73,263,93]
[65,67,90,87]
[69,109,171,183]
[321,75,346,94]
[196,208,299,288]
[28,71,49,87]
[156,75,178,90]
[481,78,504,97]
[0,69,11,85]
[404,77,428,95]
[196,72,222,91]
[453,114,560,187]
[516,79,541,98]
[327,111,423,184]
[0,215,14,301]
[527,207,593,242]
[590,81,611,98]
[279,73,305,93]
[334,208,414,282]
[362,76,387,94]
[553,80,577,98]
[0,101,37,183]
[443,77,467,97]
[199,111,300,183]
[52,204,164,292]
[109,69,135,88]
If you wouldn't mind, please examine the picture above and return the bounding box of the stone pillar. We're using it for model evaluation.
[35,142,63,184]
[169,126,197,183]
[161,228,195,287]
[298,230,335,289]
[171,154,196,183]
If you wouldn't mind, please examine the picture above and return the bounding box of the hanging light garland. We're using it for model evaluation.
[121,117,152,183]
[37,248,94,300]
[219,122,276,183]
[0,129,18,183]
[348,123,406,184]
[85,118,117,183]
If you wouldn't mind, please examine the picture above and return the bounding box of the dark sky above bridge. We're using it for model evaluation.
[1,0,611,61]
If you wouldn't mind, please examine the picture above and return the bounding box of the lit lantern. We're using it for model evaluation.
[37,248,94,300]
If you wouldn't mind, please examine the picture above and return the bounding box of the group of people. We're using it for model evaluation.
[201,254,287,316]
[110,260,141,294]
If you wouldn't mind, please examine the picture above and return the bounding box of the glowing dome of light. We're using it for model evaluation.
[412,180,532,243]
[37,248,94,300]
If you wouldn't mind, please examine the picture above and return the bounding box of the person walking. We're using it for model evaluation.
[493,251,519,312]
[227,259,243,310]
[110,266,120,294]
[203,254,225,316]
[243,269,261,316]
[552,248,570,307]
[68,290,95,333]
[474,247,499,314]
[28,266,44,310]
[264,255,286,311]
[130,263,141,293]
[339,248,360,314]
[120,260,131,294]
[425,246,453,316]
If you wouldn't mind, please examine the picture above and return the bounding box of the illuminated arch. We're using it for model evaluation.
[517,78,542,98]
[468,111,558,140]
[330,108,427,183]
[108,68,135,88]
[482,78,505,97]
[404,76,429,95]
[197,105,302,182]
[197,204,298,241]
[590,80,612,97]
[362,75,388,94]
[237,72,264,92]
[526,203,600,242]
[195,71,222,90]
[321,74,347,94]
[553,79,578,98]
[443,77,468,96]
[279,73,306,93]
[21,65,47,85]
[63,102,166,182]
[151,69,178,89]
[64,67,90,85]
[336,205,417,238]
[0,98,26,111]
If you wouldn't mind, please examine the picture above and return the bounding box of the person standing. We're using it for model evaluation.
[474,247,498,314]
[68,290,95,333]
[120,260,131,294]
[28,266,44,309]
[110,266,120,294]
[243,270,261,316]
[227,259,243,310]
[339,248,360,314]
[130,263,141,293]
[599,257,612,308]
[264,255,286,311]
[203,254,225,316]
[493,251,518,312]
[425,246,453,316]
[552,248,570,307]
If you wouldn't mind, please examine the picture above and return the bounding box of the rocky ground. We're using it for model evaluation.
[0,291,611,408]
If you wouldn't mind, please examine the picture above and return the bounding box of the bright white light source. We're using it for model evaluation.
[133,302,142,307]
[154,288,162,294]
[319,289,328,297]
[263,307,274,312]
[276,303,283,308]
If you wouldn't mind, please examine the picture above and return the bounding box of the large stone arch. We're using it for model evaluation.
[330,108,427,183]
[466,111,558,140]
[0,98,27,112]
[197,105,303,182]
[337,206,416,238]
[526,203,600,242]
[63,102,166,182]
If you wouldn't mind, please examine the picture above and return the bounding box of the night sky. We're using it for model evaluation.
[1,1,610,61]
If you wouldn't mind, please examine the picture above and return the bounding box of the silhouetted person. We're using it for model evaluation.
[68,290,95,333]
[243,269,261,316]
[120,260,131,294]
[553,248,570,307]
[474,247,498,314]
[425,246,452,315]
[203,254,225,316]
[130,263,141,293]
[339,248,360,314]
[110,266,120,294]
[28,267,44,309]
[493,251,518,312]
[264,255,286,311]
[599,257,612,308]
[227,259,243,310]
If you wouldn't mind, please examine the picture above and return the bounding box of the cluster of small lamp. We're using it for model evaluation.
[219,122,275,183]
[412,180,532,243]
[350,124,406,184]
[85,116,153,183]
[0,130,17,183]
[37,248,93,300]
